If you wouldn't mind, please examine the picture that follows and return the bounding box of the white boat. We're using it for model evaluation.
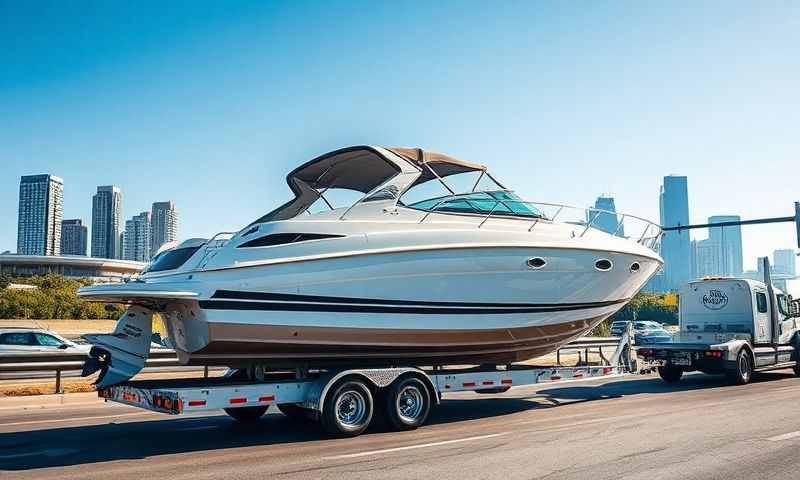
[79,146,663,387]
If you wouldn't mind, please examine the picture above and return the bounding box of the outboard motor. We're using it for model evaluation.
[81,306,154,388]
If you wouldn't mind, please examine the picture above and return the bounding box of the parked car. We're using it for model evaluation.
[610,321,632,336]
[632,321,673,345]
[0,328,91,354]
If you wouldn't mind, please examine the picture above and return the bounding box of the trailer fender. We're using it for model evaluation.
[307,367,438,414]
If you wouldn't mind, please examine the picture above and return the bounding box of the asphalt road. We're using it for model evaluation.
[3,371,800,480]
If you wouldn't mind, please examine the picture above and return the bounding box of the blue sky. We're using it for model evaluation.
[1,1,798,275]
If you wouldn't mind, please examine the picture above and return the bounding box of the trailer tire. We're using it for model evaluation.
[727,349,753,385]
[385,376,432,431]
[321,379,374,437]
[658,366,683,383]
[224,406,267,422]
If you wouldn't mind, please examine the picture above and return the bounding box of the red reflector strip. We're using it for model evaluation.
[444,384,452,389]
[229,397,247,405]
[603,367,612,375]
[188,400,206,407]
[482,380,494,386]
[258,395,275,402]
[501,379,512,385]
[462,381,476,387]
[550,375,561,380]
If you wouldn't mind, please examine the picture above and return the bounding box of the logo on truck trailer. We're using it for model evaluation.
[701,289,728,310]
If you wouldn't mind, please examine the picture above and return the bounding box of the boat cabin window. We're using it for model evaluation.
[407,191,544,219]
[400,170,502,206]
[144,246,202,273]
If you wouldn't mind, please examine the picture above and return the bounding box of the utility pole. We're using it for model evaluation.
[662,201,800,249]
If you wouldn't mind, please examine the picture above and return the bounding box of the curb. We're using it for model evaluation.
[0,391,102,410]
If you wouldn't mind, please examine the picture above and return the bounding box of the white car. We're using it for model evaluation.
[0,328,91,355]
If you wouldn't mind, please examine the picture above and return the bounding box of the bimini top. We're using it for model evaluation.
[252,146,489,223]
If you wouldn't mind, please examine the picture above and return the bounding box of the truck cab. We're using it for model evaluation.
[638,277,800,384]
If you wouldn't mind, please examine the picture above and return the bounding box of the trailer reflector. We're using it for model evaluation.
[188,400,206,407]
[501,379,512,385]
[258,395,275,402]
[462,381,476,387]
[229,397,247,405]
[482,380,494,386]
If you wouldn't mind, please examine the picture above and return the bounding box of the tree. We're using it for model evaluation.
[0,274,125,320]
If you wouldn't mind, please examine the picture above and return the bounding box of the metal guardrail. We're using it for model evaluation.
[0,349,185,394]
[0,337,623,394]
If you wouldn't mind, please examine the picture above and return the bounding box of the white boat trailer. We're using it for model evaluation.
[99,330,633,437]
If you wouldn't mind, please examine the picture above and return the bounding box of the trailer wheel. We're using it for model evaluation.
[224,406,268,422]
[321,380,374,437]
[658,366,683,383]
[727,349,753,385]
[385,376,431,431]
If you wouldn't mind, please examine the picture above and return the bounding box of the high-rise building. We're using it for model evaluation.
[123,212,152,262]
[692,215,743,278]
[774,249,797,277]
[91,185,122,259]
[587,196,624,236]
[17,174,64,256]
[708,215,742,277]
[659,175,692,291]
[150,201,177,256]
[60,219,88,256]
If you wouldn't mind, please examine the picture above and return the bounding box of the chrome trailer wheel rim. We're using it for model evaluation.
[336,390,368,427]
[396,385,424,422]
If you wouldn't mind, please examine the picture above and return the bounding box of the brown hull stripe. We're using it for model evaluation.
[179,314,612,367]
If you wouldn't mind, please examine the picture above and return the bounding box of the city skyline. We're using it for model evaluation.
[13,175,178,260]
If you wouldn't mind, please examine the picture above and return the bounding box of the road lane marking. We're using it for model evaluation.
[768,431,800,442]
[0,448,78,460]
[0,411,152,427]
[324,432,509,460]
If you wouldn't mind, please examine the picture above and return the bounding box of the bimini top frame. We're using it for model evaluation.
[249,145,495,224]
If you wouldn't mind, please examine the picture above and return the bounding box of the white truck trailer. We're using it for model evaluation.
[638,263,800,384]
[94,335,633,437]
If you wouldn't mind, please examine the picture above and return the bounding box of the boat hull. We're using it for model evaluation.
[177,312,614,367]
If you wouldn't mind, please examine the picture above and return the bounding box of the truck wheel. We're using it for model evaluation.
[385,376,432,431]
[321,380,374,437]
[658,366,683,383]
[278,403,313,421]
[224,406,268,422]
[727,350,753,385]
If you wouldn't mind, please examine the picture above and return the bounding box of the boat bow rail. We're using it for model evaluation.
[414,193,663,253]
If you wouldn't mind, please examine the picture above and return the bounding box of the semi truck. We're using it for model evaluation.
[638,258,800,384]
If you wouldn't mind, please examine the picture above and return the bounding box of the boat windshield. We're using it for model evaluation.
[408,191,545,218]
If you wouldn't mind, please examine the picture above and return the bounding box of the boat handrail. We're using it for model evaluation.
[415,194,663,252]
[197,232,238,268]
